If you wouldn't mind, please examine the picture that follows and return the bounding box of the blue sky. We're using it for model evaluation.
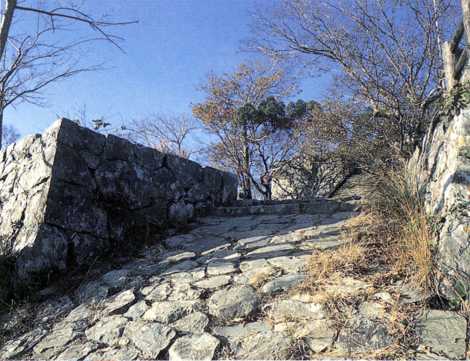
[5,0,330,138]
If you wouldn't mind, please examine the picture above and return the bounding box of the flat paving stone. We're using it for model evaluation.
[169,333,220,361]
[245,244,296,258]
[233,329,294,359]
[102,289,135,315]
[169,283,204,301]
[417,310,467,359]
[85,315,128,346]
[261,274,306,295]
[213,321,272,339]
[269,299,326,322]
[162,260,200,275]
[143,300,201,323]
[54,341,99,360]
[87,346,141,361]
[123,320,176,359]
[336,316,393,354]
[124,300,150,320]
[160,251,196,264]
[194,275,232,289]
[207,260,238,276]
[208,285,259,320]
[173,311,209,334]
[267,255,308,273]
[234,235,270,250]
[33,324,80,357]
[144,282,172,301]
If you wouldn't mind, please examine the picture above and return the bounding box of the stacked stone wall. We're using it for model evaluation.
[0,119,237,289]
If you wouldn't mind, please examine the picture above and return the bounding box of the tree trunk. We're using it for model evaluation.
[0,105,4,149]
[241,123,252,199]
[0,0,16,62]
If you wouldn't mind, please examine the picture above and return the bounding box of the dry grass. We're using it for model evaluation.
[366,161,435,295]
[294,162,432,359]
[305,242,366,286]
[392,213,434,291]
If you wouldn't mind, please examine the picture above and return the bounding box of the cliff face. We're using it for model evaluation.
[0,119,237,289]
[409,108,470,297]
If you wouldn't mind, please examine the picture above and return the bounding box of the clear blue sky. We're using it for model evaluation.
[5,0,330,138]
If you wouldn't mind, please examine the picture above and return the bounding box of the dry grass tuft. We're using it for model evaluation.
[305,242,366,286]
[392,213,434,291]
[366,161,435,294]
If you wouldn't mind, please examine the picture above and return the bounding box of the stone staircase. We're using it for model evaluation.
[212,197,361,217]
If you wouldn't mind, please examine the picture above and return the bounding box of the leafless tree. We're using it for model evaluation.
[123,114,200,159]
[249,0,458,157]
[0,0,136,147]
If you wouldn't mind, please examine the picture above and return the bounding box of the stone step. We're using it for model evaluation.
[212,197,360,217]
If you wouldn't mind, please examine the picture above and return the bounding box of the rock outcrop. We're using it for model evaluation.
[410,108,470,297]
[0,119,237,291]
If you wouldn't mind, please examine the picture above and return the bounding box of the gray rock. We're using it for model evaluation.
[124,300,150,320]
[239,258,270,273]
[101,289,135,315]
[269,299,326,322]
[261,274,306,295]
[101,269,131,289]
[173,312,209,334]
[142,300,201,323]
[208,285,259,320]
[160,251,196,264]
[336,316,393,354]
[194,275,232,289]
[0,328,47,359]
[213,321,272,339]
[169,283,204,301]
[87,346,141,361]
[144,282,172,301]
[206,260,237,276]
[267,255,308,273]
[169,333,220,361]
[302,320,336,353]
[165,266,206,283]
[230,329,294,360]
[245,244,296,258]
[417,310,467,359]
[54,341,99,360]
[33,324,80,357]
[162,260,200,276]
[76,280,109,303]
[85,315,128,345]
[63,304,93,324]
[123,320,176,359]
[234,235,270,250]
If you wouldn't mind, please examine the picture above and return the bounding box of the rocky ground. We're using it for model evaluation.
[0,196,468,360]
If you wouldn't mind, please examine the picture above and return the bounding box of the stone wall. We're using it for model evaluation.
[410,109,470,297]
[0,119,237,289]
